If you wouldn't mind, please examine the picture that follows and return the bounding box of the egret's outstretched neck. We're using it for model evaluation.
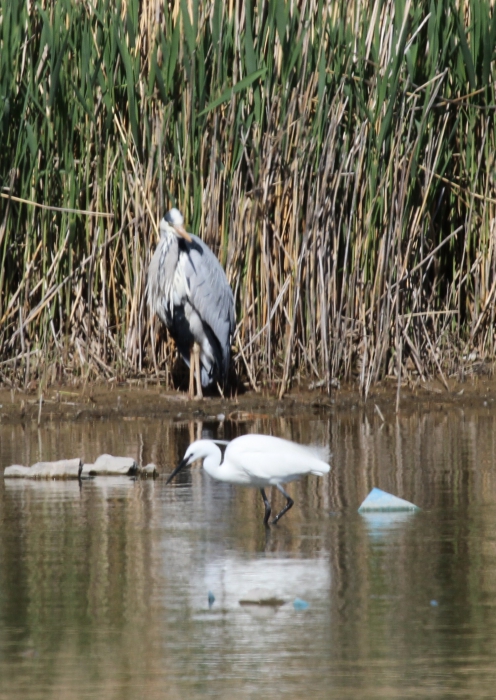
[201,443,224,480]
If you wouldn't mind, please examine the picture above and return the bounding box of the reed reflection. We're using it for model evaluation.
[0,406,496,698]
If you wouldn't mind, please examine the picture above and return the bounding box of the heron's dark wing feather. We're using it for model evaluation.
[180,234,235,378]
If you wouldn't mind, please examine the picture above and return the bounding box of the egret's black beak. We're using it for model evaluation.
[166,456,189,485]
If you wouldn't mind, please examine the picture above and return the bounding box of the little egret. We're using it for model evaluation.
[166,435,331,525]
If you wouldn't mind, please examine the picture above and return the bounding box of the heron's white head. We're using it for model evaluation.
[166,440,221,484]
[162,208,192,242]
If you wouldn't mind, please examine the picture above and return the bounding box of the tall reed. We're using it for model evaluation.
[1,0,495,397]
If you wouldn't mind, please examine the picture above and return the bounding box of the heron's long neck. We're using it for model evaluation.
[202,445,224,480]
[147,232,178,314]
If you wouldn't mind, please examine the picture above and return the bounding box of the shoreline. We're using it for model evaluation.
[1,375,495,425]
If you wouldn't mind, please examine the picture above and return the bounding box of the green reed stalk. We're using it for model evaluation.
[1,0,495,396]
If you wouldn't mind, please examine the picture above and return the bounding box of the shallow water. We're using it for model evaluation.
[1,405,496,698]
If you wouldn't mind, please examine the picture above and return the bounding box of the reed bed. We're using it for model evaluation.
[1,0,495,397]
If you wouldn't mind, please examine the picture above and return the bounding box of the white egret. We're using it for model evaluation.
[147,208,235,399]
[166,434,331,525]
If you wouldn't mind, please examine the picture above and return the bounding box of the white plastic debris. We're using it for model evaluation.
[4,458,82,479]
[358,487,419,512]
[81,454,137,476]
[360,511,417,539]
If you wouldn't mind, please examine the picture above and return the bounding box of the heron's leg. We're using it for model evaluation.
[188,348,195,400]
[271,484,294,525]
[260,488,271,526]
[193,342,203,399]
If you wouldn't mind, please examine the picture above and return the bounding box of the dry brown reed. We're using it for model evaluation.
[1,0,495,398]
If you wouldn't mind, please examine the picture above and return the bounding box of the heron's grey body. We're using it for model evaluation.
[147,209,235,393]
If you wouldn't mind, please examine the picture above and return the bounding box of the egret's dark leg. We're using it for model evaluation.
[260,488,271,526]
[271,484,294,525]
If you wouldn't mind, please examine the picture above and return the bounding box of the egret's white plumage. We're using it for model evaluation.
[166,434,331,525]
[147,208,235,398]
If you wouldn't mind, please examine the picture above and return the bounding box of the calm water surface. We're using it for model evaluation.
[1,405,496,699]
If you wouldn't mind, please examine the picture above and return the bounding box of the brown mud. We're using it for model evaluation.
[1,374,495,425]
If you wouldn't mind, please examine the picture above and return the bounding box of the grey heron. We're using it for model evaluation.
[166,435,331,525]
[147,208,235,399]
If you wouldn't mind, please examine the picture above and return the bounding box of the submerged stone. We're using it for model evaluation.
[358,487,419,512]
[3,465,32,478]
[81,454,138,476]
[4,458,82,479]
[239,588,285,607]
[141,463,158,477]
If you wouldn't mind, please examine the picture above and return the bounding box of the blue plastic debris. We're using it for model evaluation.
[358,487,419,512]
[293,598,310,611]
[430,600,438,607]
[360,511,416,539]
[208,591,215,608]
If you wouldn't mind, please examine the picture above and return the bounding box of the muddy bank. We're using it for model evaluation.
[1,375,495,425]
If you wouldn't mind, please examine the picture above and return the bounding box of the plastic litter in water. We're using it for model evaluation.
[208,591,215,608]
[360,511,415,539]
[358,487,419,512]
[293,598,310,611]
[430,600,438,607]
